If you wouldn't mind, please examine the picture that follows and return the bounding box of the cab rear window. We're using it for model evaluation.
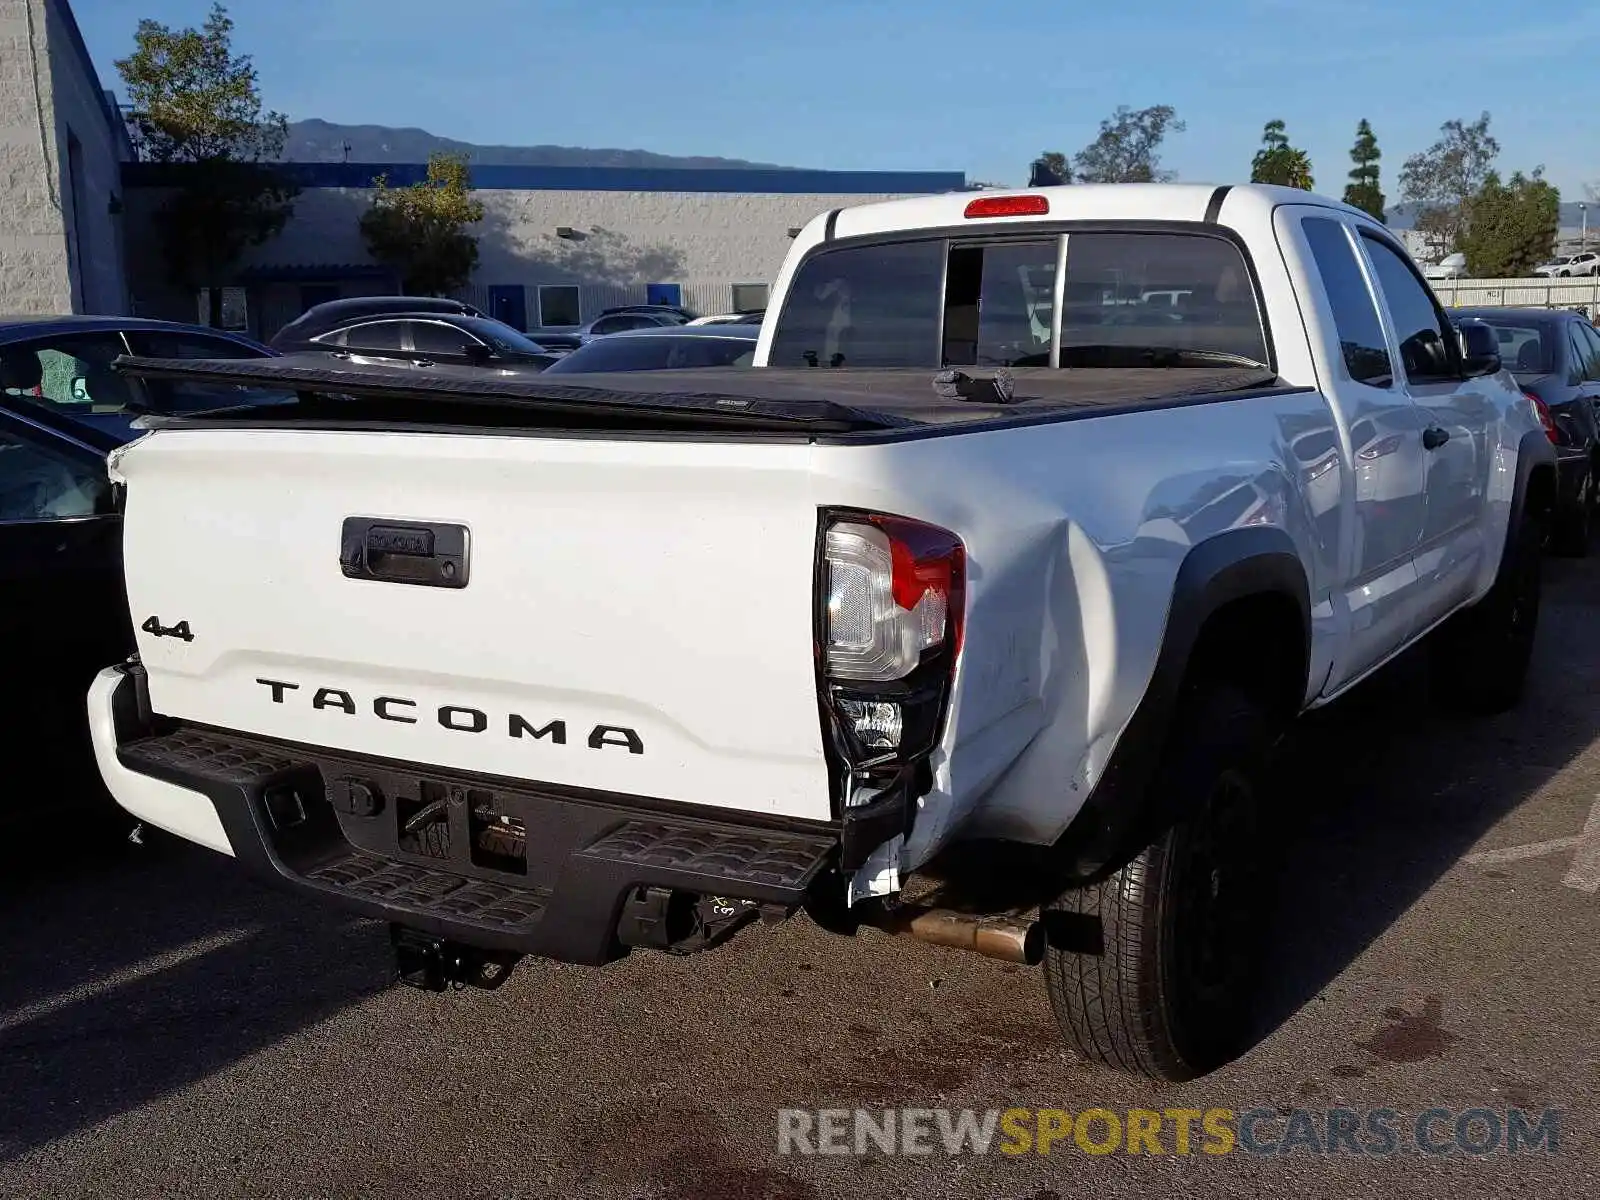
[767,230,1269,370]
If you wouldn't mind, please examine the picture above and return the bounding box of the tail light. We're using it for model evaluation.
[817,512,966,870]
[1525,392,1562,445]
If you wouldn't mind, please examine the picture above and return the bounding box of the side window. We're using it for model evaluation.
[1567,326,1590,385]
[343,321,405,352]
[1300,217,1394,386]
[409,322,475,355]
[593,315,653,335]
[942,240,1056,367]
[669,338,758,369]
[0,334,139,414]
[134,333,261,361]
[768,239,946,368]
[0,428,108,521]
[131,331,285,414]
[1579,323,1600,382]
[1360,235,1458,382]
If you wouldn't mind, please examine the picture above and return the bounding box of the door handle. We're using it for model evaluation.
[340,518,469,588]
[1423,426,1450,451]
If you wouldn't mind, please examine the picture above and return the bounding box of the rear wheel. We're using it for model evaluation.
[1432,506,1543,714]
[1041,684,1269,1081]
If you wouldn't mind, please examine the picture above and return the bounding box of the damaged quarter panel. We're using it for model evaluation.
[809,385,1338,866]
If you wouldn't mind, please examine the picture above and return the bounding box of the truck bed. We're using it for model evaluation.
[115,356,1290,438]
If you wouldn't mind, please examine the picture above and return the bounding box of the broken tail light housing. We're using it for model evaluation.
[817,511,966,869]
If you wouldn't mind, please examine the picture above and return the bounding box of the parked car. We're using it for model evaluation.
[1534,253,1600,278]
[299,313,563,375]
[0,315,281,449]
[270,296,485,351]
[686,310,766,326]
[1455,306,1600,553]
[540,324,759,373]
[540,310,691,352]
[597,303,699,323]
[1423,252,1468,281]
[0,315,281,831]
[96,185,1553,1083]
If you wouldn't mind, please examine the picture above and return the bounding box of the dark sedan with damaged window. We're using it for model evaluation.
[0,315,284,832]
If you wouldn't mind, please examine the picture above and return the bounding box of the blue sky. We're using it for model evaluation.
[80,0,1598,196]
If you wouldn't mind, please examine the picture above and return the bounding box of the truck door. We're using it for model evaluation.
[1356,232,1494,632]
[1283,210,1431,694]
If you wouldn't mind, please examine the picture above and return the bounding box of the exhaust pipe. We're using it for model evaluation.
[869,904,1042,965]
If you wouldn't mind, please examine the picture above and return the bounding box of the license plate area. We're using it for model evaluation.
[395,781,528,876]
[306,757,637,890]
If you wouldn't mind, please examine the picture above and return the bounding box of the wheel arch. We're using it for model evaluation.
[1054,526,1311,879]
[1509,427,1558,542]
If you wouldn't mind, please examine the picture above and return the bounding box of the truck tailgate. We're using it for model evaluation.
[113,428,832,820]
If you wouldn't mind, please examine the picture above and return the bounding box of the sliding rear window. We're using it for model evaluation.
[767,229,1269,369]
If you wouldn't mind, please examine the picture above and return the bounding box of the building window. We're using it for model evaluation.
[731,283,768,312]
[538,285,581,327]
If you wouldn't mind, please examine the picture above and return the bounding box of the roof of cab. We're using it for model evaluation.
[813,183,1376,244]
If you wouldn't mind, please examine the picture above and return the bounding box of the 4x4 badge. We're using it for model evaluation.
[141,616,195,642]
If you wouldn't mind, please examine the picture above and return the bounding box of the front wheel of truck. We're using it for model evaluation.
[1431,505,1543,715]
[1041,683,1268,1081]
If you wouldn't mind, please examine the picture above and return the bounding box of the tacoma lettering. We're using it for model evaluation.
[253,679,639,753]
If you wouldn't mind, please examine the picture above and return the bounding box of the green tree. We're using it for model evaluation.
[359,153,485,295]
[1074,105,1185,183]
[1398,112,1499,260]
[115,3,296,326]
[1460,169,1560,278]
[1342,118,1385,222]
[1249,119,1315,190]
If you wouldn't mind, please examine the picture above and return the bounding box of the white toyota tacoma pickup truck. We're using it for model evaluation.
[92,184,1554,1081]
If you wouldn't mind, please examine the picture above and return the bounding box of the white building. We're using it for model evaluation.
[0,0,129,314]
[123,162,968,337]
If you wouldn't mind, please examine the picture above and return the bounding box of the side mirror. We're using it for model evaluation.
[1455,320,1502,378]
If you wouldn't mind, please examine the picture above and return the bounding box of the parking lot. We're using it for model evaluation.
[2,554,1598,1199]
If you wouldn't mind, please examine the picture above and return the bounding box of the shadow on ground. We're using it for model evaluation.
[1253,553,1600,1054]
[0,832,388,1161]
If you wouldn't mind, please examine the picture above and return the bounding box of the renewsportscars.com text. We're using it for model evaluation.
[777,1107,1561,1157]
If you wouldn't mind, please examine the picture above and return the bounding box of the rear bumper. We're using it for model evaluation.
[89,663,838,964]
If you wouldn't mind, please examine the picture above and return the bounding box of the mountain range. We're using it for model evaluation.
[283,118,796,171]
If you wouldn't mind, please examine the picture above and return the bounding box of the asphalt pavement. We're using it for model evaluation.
[4,557,1600,1198]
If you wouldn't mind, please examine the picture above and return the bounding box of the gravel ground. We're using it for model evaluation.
[3,559,1600,1199]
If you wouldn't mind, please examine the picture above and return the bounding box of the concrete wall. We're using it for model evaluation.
[0,0,125,315]
[43,0,125,313]
[126,184,936,333]
[0,0,71,313]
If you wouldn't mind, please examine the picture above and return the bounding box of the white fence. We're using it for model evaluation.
[1431,275,1600,314]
